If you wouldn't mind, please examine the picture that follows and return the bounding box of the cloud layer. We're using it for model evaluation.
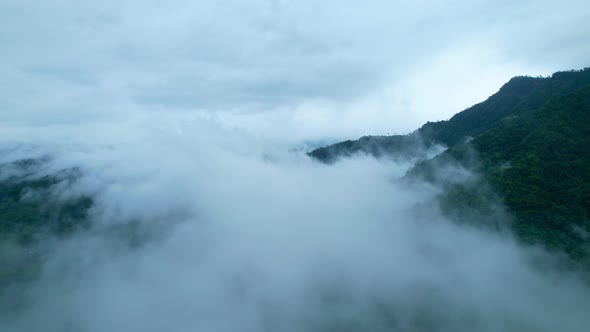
[2,0,590,141]
[1,119,589,332]
[1,2,590,331]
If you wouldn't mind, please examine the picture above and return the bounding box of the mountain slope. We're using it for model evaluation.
[469,85,589,259]
[310,68,590,162]
[307,134,430,163]
[0,160,92,286]
[310,68,590,264]
[408,84,590,262]
[0,159,91,244]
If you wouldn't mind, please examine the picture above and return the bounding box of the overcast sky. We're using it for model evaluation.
[2,0,590,143]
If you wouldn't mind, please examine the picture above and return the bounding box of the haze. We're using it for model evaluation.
[1,1,590,331]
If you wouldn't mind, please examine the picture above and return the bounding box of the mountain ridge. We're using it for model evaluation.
[310,68,590,162]
[310,67,590,264]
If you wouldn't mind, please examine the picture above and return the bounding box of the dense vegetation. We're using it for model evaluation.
[312,68,590,265]
[0,159,91,243]
[0,159,92,286]
[474,85,590,262]
[311,68,590,161]
[307,134,430,163]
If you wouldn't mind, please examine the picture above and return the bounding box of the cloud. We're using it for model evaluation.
[0,118,589,332]
[1,3,590,329]
[1,0,589,141]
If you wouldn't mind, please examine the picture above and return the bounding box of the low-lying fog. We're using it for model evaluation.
[0,117,588,332]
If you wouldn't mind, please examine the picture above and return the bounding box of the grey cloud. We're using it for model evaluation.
[0,119,589,331]
[22,66,98,86]
[3,0,589,140]
[1,2,589,331]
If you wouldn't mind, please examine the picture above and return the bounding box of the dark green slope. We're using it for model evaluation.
[0,159,92,244]
[410,85,590,262]
[476,85,590,259]
[309,67,590,263]
[310,68,590,162]
[0,160,92,286]
[419,75,545,147]
[307,134,428,164]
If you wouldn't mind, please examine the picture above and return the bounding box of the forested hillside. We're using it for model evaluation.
[0,159,91,243]
[409,85,590,263]
[0,159,91,286]
[312,68,590,264]
[310,68,590,162]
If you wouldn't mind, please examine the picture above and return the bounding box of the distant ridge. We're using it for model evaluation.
[309,68,590,163]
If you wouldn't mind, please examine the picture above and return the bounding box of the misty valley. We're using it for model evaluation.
[1,68,590,331]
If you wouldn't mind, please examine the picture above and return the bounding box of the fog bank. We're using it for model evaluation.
[0,118,588,332]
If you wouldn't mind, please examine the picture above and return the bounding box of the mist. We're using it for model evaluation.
[0,117,589,332]
[2,1,590,330]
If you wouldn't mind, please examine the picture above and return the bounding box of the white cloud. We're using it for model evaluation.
[2,3,590,331]
[1,119,589,331]
[2,2,590,330]
[1,0,589,142]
